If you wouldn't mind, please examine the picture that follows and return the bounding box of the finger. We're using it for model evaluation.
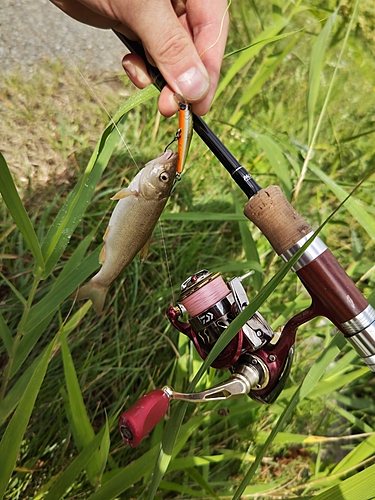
[158,88,180,117]
[186,0,229,115]
[122,0,210,105]
[122,54,154,88]
[171,0,187,17]
[50,0,117,28]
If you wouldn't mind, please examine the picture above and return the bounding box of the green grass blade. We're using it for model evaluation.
[60,327,108,486]
[311,462,375,500]
[232,334,347,500]
[147,237,311,498]
[254,134,293,199]
[224,25,310,58]
[53,228,97,286]
[44,424,108,500]
[308,162,375,240]
[307,10,338,145]
[0,310,13,355]
[295,1,358,198]
[0,271,27,306]
[216,17,290,101]
[0,151,45,273]
[86,446,160,500]
[10,247,100,378]
[232,193,262,290]
[0,336,55,498]
[332,434,375,474]
[186,468,220,500]
[40,86,158,279]
[231,37,300,125]
[0,302,91,427]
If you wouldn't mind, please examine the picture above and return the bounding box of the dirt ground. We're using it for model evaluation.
[1,0,125,74]
[1,0,131,188]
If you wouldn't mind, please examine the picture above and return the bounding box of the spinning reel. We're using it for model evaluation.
[119,269,295,447]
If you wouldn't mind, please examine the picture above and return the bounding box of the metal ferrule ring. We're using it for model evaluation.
[341,304,375,334]
[350,351,375,372]
[346,322,375,359]
[280,232,327,271]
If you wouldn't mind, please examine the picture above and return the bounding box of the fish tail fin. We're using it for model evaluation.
[73,281,108,314]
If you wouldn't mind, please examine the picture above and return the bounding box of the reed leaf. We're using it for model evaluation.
[0,302,91,427]
[40,86,158,279]
[254,134,293,199]
[10,247,100,379]
[0,336,55,498]
[0,310,13,355]
[230,37,300,125]
[0,152,45,274]
[308,162,375,240]
[307,10,338,145]
[232,334,347,500]
[60,327,109,486]
[44,424,108,500]
[332,433,375,474]
[216,17,290,101]
[310,463,375,500]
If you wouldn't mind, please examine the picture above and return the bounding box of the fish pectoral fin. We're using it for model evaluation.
[99,244,106,265]
[139,237,151,263]
[111,187,139,200]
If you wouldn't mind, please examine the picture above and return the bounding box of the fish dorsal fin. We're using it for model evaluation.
[111,187,139,200]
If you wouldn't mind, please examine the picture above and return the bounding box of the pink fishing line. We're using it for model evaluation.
[181,276,229,317]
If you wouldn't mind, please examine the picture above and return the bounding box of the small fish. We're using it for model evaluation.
[75,150,178,313]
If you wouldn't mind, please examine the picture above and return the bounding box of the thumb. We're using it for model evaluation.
[124,2,210,103]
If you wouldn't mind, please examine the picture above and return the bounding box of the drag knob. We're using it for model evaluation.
[118,389,170,447]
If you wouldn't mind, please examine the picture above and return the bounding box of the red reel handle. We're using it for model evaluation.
[118,389,170,447]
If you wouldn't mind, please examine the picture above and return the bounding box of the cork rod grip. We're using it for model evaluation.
[244,186,370,328]
[244,186,312,255]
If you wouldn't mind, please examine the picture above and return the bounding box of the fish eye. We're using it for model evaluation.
[159,172,169,182]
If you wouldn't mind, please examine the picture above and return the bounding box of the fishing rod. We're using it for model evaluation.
[113,31,375,447]
[113,31,261,198]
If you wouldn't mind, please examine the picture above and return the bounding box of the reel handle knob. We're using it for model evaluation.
[118,389,170,447]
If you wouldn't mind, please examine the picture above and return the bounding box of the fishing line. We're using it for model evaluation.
[157,220,176,304]
[62,46,177,304]
[181,275,229,317]
[199,0,231,59]
[61,47,141,171]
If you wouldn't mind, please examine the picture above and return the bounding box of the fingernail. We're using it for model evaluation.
[122,58,152,87]
[175,67,209,101]
[122,58,137,78]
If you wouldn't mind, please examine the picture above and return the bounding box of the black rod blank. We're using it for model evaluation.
[113,31,261,198]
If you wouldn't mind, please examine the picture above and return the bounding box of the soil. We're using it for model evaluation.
[1,0,125,74]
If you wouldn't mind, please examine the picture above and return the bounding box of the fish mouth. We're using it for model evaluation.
[162,149,178,161]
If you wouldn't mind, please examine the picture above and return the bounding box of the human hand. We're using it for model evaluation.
[50,0,229,116]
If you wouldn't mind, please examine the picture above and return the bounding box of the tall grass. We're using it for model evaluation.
[1,0,375,498]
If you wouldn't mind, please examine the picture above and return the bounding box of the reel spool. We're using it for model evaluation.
[167,270,274,368]
[119,269,294,447]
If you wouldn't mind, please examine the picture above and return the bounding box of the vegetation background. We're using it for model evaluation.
[1,0,375,498]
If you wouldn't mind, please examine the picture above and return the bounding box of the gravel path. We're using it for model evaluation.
[1,0,126,74]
